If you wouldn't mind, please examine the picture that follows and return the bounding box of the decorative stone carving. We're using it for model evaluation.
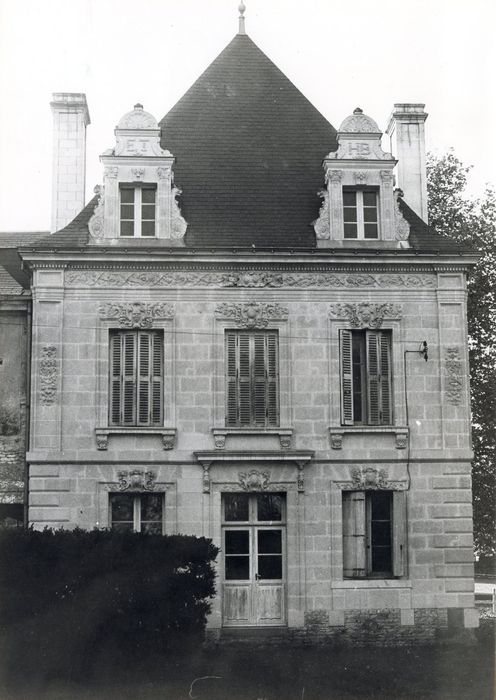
[394,190,411,241]
[445,346,463,405]
[326,169,343,183]
[330,433,343,450]
[215,302,288,328]
[296,463,305,493]
[339,108,381,134]
[157,167,170,179]
[354,171,367,184]
[88,185,105,239]
[313,189,330,239]
[162,434,175,450]
[380,169,394,183]
[118,105,158,129]
[117,469,157,491]
[395,433,408,450]
[335,466,407,491]
[39,345,57,406]
[239,470,270,491]
[66,270,437,289]
[329,302,402,328]
[104,167,119,179]
[171,187,187,239]
[96,434,108,451]
[202,463,211,493]
[114,105,173,158]
[279,435,292,450]
[214,434,226,450]
[99,302,174,328]
[131,167,145,181]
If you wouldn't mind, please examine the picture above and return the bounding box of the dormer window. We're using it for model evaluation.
[119,184,157,238]
[343,189,379,239]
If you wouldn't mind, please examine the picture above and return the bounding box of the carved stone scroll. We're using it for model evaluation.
[313,189,330,239]
[336,466,408,491]
[394,190,411,241]
[99,302,174,328]
[171,187,187,239]
[117,469,157,491]
[329,302,402,328]
[215,302,288,328]
[239,470,271,491]
[88,186,105,239]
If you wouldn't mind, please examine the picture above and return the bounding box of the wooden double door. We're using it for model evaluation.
[222,492,286,627]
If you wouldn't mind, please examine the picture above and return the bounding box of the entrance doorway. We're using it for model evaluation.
[222,492,286,626]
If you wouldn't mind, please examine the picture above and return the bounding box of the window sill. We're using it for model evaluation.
[329,426,408,450]
[332,580,412,589]
[212,428,293,450]
[95,427,177,451]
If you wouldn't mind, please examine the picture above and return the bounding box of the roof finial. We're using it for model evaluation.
[238,1,246,35]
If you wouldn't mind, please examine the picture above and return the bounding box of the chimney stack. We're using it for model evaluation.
[50,93,90,232]
[386,104,428,222]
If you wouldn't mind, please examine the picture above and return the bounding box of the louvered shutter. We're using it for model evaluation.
[253,333,267,426]
[151,332,163,425]
[340,329,354,425]
[137,332,151,424]
[392,490,407,577]
[379,332,392,425]
[226,332,238,426]
[109,333,122,425]
[266,332,279,426]
[238,334,252,425]
[342,491,366,577]
[122,332,137,424]
[366,331,381,425]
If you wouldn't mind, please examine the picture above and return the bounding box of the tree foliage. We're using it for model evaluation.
[427,150,496,554]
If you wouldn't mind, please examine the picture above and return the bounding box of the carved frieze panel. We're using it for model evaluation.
[239,470,271,491]
[66,270,437,289]
[99,302,174,328]
[39,345,57,406]
[215,302,288,328]
[329,302,402,328]
[335,466,408,491]
[117,469,157,491]
[444,346,463,405]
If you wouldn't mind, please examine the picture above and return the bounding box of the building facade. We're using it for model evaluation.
[3,21,480,640]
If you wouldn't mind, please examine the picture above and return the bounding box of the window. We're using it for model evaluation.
[120,184,157,237]
[343,189,378,239]
[340,329,392,425]
[109,330,163,426]
[109,492,163,533]
[342,490,406,578]
[225,331,279,427]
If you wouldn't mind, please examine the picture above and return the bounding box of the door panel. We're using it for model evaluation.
[223,585,251,623]
[256,584,284,622]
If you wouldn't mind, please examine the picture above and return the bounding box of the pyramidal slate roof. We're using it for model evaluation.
[18,32,472,255]
[160,33,337,247]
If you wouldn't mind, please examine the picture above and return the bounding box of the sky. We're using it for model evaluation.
[0,0,494,231]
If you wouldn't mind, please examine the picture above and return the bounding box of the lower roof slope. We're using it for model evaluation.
[160,34,337,247]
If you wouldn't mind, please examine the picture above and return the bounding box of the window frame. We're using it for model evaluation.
[342,489,406,579]
[224,329,280,429]
[342,188,379,240]
[339,328,393,426]
[108,329,164,428]
[119,183,157,238]
[109,491,165,534]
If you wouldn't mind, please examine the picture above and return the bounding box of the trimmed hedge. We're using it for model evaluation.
[0,527,218,681]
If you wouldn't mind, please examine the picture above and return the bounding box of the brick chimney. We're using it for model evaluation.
[50,93,90,232]
[386,104,428,222]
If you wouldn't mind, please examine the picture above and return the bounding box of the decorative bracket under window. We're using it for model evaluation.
[95,427,177,451]
[212,428,293,450]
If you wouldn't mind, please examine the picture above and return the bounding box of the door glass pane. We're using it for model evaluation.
[225,530,249,554]
[258,529,282,554]
[141,493,163,522]
[110,493,134,522]
[225,556,250,580]
[112,522,134,532]
[371,491,391,520]
[258,555,282,579]
[224,494,249,521]
[142,521,162,535]
[257,494,283,521]
[372,546,391,573]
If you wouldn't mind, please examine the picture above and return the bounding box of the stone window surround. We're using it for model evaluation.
[96,475,177,534]
[329,474,411,596]
[94,314,176,450]
[327,317,408,448]
[211,316,293,448]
